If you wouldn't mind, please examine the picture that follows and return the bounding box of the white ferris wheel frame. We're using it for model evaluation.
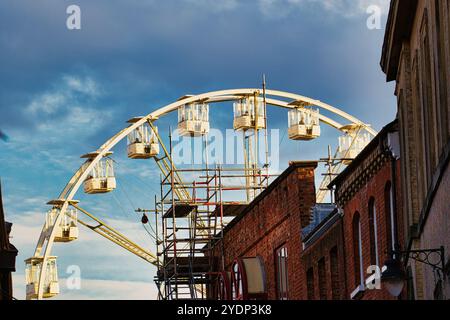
[32,88,377,300]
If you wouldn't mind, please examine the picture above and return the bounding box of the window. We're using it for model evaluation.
[398,89,415,229]
[330,247,340,299]
[318,258,327,300]
[412,52,428,205]
[384,182,394,253]
[368,198,379,267]
[419,11,438,182]
[232,261,243,300]
[306,267,315,300]
[352,212,363,287]
[434,0,449,149]
[275,245,289,300]
[214,272,231,300]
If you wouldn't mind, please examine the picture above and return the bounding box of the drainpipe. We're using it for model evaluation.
[385,131,401,256]
[338,206,349,300]
[390,155,399,254]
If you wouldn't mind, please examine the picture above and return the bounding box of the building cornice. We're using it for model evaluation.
[380,0,418,81]
[335,150,390,207]
[330,120,399,207]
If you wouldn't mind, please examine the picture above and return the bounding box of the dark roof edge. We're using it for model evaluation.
[380,0,418,81]
[302,208,339,246]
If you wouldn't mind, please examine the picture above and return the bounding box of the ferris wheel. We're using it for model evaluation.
[26,88,377,300]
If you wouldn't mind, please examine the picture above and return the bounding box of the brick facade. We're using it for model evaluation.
[330,121,404,300]
[210,122,405,301]
[341,159,402,300]
[211,161,318,300]
[301,212,346,300]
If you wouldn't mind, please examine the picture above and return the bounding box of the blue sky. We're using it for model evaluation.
[0,0,395,300]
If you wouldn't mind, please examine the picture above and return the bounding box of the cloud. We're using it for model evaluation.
[12,274,158,300]
[182,0,391,19]
[26,92,66,115]
[63,75,101,97]
[184,0,239,12]
[257,0,390,19]
[24,75,107,129]
[1,74,114,173]
[56,278,158,300]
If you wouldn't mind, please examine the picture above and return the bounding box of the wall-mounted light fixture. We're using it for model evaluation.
[381,246,445,297]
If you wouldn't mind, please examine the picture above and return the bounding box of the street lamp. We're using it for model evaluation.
[381,246,445,297]
[381,258,406,297]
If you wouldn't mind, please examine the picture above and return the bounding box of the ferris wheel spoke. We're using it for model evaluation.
[72,204,158,266]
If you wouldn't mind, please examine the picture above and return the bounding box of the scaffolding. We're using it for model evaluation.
[153,133,273,300]
[316,125,372,203]
[155,165,273,300]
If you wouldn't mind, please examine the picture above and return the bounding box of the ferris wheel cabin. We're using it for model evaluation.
[338,128,372,165]
[288,107,321,141]
[127,123,160,159]
[177,103,210,137]
[44,208,78,243]
[25,256,59,300]
[233,97,266,131]
[82,153,116,194]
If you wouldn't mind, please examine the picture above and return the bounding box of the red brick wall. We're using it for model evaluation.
[213,162,317,300]
[300,218,346,300]
[342,159,404,300]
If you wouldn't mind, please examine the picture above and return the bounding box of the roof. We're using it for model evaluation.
[302,203,337,240]
[302,208,341,249]
[328,119,398,189]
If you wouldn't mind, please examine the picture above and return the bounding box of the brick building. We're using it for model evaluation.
[211,161,319,300]
[381,0,450,299]
[209,122,405,301]
[329,120,403,300]
[301,206,346,300]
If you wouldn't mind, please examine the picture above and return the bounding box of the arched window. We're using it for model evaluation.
[352,212,363,287]
[275,245,289,300]
[231,257,267,300]
[306,267,315,300]
[368,198,379,267]
[384,181,394,253]
[318,257,327,300]
[213,272,232,300]
[330,246,340,299]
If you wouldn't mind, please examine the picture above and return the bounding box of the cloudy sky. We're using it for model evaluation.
[0,0,395,300]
